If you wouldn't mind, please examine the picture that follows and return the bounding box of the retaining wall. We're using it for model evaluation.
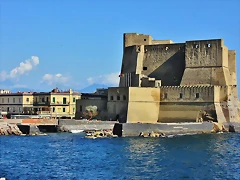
[113,122,215,137]
[58,119,117,131]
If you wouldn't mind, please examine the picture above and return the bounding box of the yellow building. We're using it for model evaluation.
[33,88,80,118]
[0,91,34,114]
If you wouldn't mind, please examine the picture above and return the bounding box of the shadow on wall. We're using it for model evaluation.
[148,51,185,86]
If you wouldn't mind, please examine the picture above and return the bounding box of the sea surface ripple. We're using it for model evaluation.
[0,133,240,180]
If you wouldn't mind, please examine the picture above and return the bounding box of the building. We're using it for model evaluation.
[76,33,239,124]
[0,89,10,94]
[33,88,80,118]
[117,33,239,124]
[75,90,108,120]
[0,91,34,114]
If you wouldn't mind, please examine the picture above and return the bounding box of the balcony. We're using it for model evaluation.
[33,101,50,106]
[50,101,70,106]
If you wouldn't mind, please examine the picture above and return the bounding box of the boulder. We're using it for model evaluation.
[212,122,224,133]
[139,132,149,137]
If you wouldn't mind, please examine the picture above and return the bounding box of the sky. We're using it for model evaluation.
[0,0,240,92]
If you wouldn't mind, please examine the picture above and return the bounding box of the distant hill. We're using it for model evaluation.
[78,84,109,93]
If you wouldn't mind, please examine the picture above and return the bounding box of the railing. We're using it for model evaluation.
[51,101,70,105]
[32,101,72,106]
[33,102,50,106]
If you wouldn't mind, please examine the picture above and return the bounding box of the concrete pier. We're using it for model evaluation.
[58,119,117,132]
[113,122,216,137]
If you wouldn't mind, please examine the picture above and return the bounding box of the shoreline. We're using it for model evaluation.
[1,119,240,137]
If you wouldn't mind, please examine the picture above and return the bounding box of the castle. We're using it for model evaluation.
[77,33,240,124]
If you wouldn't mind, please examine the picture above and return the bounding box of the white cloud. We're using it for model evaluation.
[10,84,27,88]
[41,73,71,86]
[0,56,40,81]
[87,72,119,86]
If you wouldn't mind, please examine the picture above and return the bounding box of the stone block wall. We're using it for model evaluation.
[158,86,215,122]
[142,43,185,86]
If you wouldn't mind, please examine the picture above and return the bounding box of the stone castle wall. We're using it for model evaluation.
[117,33,239,124]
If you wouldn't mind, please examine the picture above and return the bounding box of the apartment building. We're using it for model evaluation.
[33,88,81,118]
[0,91,33,114]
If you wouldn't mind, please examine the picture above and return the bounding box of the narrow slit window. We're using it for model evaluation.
[180,93,183,99]
[123,95,126,100]
[196,93,199,98]
[207,43,211,47]
[195,44,199,48]
[117,96,120,100]
[110,96,113,100]
[143,67,147,70]
[164,93,168,99]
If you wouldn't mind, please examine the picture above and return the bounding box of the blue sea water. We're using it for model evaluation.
[0,133,239,180]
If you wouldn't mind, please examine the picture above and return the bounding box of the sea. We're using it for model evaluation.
[0,133,239,180]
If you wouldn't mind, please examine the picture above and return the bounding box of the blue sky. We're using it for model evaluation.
[0,0,240,91]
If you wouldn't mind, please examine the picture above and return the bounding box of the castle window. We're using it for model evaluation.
[80,105,82,112]
[165,46,169,50]
[180,93,183,99]
[164,93,168,99]
[207,43,211,47]
[144,39,146,41]
[110,96,113,100]
[195,44,199,48]
[137,46,141,51]
[117,96,120,100]
[143,67,147,70]
[196,93,199,98]
[123,95,126,100]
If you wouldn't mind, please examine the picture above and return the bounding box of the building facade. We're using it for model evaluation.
[75,92,108,120]
[116,33,239,124]
[0,88,80,118]
[33,88,80,118]
[0,92,33,114]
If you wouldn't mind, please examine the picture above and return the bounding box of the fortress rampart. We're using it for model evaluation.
[117,33,239,124]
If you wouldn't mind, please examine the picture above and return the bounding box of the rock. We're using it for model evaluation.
[222,125,228,132]
[139,132,149,137]
[149,131,161,137]
[212,122,224,133]
[229,125,236,132]
[0,123,23,136]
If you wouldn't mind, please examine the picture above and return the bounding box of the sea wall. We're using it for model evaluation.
[113,122,215,137]
[58,119,117,132]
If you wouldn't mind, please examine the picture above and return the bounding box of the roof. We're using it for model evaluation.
[32,88,80,95]
[0,92,33,96]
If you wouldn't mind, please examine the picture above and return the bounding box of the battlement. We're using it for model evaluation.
[124,33,174,49]
[160,85,214,89]
[160,85,237,89]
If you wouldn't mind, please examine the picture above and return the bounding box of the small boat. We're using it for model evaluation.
[70,130,84,133]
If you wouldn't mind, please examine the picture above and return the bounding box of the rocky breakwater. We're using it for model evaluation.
[0,121,22,136]
[138,122,232,138]
[85,129,118,139]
